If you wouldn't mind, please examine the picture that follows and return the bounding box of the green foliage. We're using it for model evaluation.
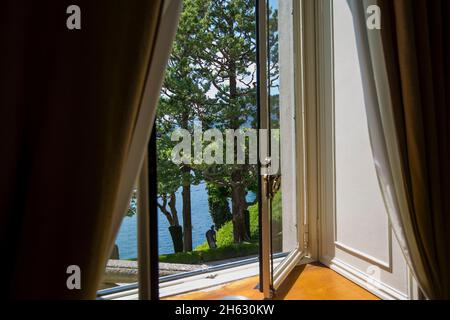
[195,200,260,249]
[206,183,232,228]
[196,193,280,248]
[159,242,259,264]
[159,195,283,265]
[155,0,280,245]
[215,219,235,247]
[271,191,282,222]
[194,241,210,251]
[155,0,211,246]
[175,0,261,242]
[248,201,260,239]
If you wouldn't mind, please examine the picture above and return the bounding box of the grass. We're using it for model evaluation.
[158,193,281,264]
[158,242,259,264]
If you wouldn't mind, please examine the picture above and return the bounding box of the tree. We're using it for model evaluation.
[156,1,212,251]
[187,0,263,243]
[157,0,279,244]
[156,127,185,252]
[206,183,232,229]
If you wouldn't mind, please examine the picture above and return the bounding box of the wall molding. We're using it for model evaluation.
[329,0,393,276]
[334,240,391,272]
[322,256,409,300]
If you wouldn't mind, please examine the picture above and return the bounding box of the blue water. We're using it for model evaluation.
[115,182,213,259]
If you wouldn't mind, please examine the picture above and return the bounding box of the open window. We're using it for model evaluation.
[258,0,306,299]
[97,0,306,300]
[97,0,418,301]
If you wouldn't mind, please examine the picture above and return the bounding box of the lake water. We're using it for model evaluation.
[115,182,257,260]
[115,182,213,259]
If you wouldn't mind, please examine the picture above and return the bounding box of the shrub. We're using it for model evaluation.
[193,195,284,251]
[207,183,232,229]
[248,202,259,239]
[194,241,210,251]
[158,251,202,264]
[215,220,234,247]
[159,242,259,264]
[159,195,284,265]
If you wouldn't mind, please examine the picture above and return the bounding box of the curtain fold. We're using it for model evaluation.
[349,0,450,299]
[0,0,175,299]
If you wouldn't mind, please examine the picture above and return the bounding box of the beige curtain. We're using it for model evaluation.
[0,0,180,299]
[349,0,450,299]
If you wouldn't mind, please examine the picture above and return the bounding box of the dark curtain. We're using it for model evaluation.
[379,0,450,299]
[0,0,163,299]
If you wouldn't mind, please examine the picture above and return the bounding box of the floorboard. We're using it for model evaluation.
[164,263,379,300]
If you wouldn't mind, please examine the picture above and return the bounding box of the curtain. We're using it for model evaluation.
[0,0,179,299]
[349,0,450,299]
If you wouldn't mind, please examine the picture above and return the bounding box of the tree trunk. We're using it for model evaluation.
[180,111,193,252]
[168,193,180,226]
[168,193,183,253]
[231,170,250,243]
[228,45,250,243]
[158,193,184,253]
[169,225,184,253]
[182,165,193,252]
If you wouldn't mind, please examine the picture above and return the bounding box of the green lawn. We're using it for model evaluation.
[158,193,282,264]
[158,242,259,264]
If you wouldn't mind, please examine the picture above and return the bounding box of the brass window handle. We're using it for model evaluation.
[263,174,281,200]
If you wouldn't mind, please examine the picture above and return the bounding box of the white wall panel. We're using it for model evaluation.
[320,0,410,299]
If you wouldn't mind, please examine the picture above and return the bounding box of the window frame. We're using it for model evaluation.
[98,0,315,301]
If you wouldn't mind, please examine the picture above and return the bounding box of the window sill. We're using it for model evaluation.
[99,256,287,300]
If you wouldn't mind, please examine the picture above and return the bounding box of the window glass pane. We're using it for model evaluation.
[99,193,138,290]
[268,0,298,259]
[156,0,259,282]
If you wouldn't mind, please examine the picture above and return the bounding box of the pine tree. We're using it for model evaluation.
[158,0,278,244]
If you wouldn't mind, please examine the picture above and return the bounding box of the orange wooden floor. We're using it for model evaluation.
[165,263,379,300]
